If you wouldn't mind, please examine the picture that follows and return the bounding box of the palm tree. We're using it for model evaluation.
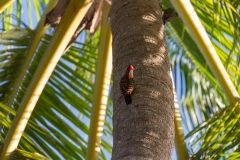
[109,0,175,159]
[0,0,239,160]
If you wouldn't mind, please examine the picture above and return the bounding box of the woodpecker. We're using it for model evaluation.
[162,8,178,24]
[120,65,134,105]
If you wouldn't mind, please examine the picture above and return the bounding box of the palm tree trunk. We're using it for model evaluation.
[109,0,174,159]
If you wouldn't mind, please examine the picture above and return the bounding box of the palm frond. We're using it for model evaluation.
[164,0,239,130]
[0,12,112,160]
[185,102,240,159]
[164,0,239,158]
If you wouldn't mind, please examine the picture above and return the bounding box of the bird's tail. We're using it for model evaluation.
[124,94,132,105]
[162,18,166,24]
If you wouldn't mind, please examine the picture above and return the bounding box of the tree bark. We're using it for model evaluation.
[110,0,174,159]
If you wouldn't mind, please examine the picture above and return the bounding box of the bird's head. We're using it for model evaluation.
[174,13,178,17]
[127,65,134,71]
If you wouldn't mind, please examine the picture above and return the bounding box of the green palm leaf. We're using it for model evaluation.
[0,8,112,159]
[165,0,240,158]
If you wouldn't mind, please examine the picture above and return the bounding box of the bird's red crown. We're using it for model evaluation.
[127,65,134,71]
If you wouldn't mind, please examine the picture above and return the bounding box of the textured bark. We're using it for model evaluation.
[45,0,70,27]
[110,0,174,159]
[45,0,104,51]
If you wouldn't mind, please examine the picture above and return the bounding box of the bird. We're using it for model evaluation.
[120,65,134,105]
[162,8,178,24]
